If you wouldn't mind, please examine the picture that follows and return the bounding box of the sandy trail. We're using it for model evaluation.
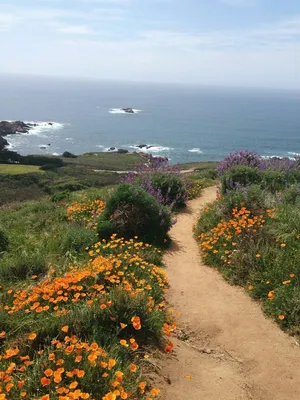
[160,186,300,400]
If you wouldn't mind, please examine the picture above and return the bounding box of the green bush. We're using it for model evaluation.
[282,185,300,205]
[0,251,47,282]
[97,183,172,245]
[45,180,88,194]
[60,227,97,254]
[0,229,9,253]
[150,173,187,210]
[22,155,64,167]
[194,168,218,180]
[221,184,266,214]
[261,170,286,193]
[51,190,70,203]
[221,166,261,194]
[62,151,77,158]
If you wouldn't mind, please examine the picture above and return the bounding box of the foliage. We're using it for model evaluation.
[220,184,266,215]
[122,156,187,211]
[67,199,106,229]
[217,150,300,177]
[60,227,98,255]
[217,150,262,176]
[150,173,186,210]
[97,184,172,246]
[185,181,204,200]
[195,151,300,335]
[0,194,175,399]
[221,166,261,194]
[62,151,77,158]
[0,229,8,253]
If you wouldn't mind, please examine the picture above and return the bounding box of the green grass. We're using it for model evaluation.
[195,170,300,336]
[0,164,43,174]
[58,152,145,171]
[0,183,169,399]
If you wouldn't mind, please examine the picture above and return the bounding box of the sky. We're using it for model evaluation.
[0,0,300,89]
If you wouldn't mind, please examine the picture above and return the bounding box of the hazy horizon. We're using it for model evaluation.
[1,72,300,93]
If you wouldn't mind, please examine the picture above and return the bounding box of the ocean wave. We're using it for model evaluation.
[288,152,300,157]
[189,148,203,154]
[263,154,299,160]
[96,145,104,148]
[23,121,65,136]
[129,144,173,153]
[109,108,142,114]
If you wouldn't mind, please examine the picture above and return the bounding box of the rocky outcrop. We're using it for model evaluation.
[0,121,33,136]
[136,144,154,150]
[0,136,8,152]
[122,108,135,114]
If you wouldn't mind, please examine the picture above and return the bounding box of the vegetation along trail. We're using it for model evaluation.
[161,186,300,400]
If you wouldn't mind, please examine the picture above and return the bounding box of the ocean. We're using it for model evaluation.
[1,75,300,164]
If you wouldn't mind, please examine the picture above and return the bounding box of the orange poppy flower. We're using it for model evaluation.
[44,369,53,377]
[28,333,37,340]
[129,364,137,372]
[61,325,69,333]
[40,377,51,386]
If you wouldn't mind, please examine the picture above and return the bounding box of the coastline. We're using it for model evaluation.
[1,120,299,163]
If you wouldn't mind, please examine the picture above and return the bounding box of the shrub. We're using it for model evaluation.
[62,151,77,158]
[122,155,185,210]
[22,155,64,167]
[282,185,300,205]
[60,227,97,254]
[0,229,9,253]
[217,150,262,176]
[195,168,218,180]
[220,184,265,214]
[221,166,261,194]
[97,183,172,245]
[46,180,88,194]
[51,190,70,203]
[150,172,186,210]
[260,170,286,193]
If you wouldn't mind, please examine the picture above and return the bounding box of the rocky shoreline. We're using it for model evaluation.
[0,121,54,151]
[0,120,166,158]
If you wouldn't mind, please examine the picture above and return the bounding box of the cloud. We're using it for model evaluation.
[0,12,19,30]
[58,25,97,35]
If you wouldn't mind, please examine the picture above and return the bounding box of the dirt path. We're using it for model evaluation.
[160,186,300,400]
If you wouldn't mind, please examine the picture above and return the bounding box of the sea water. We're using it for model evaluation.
[1,75,299,164]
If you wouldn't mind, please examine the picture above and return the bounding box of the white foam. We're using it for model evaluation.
[52,152,60,156]
[263,154,298,160]
[66,137,74,141]
[129,144,173,153]
[23,121,64,136]
[189,148,203,154]
[96,145,104,148]
[109,108,142,114]
[288,152,300,157]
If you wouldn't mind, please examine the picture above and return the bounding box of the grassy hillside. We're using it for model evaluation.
[0,164,43,174]
[0,156,212,399]
[195,151,300,336]
[0,153,215,206]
